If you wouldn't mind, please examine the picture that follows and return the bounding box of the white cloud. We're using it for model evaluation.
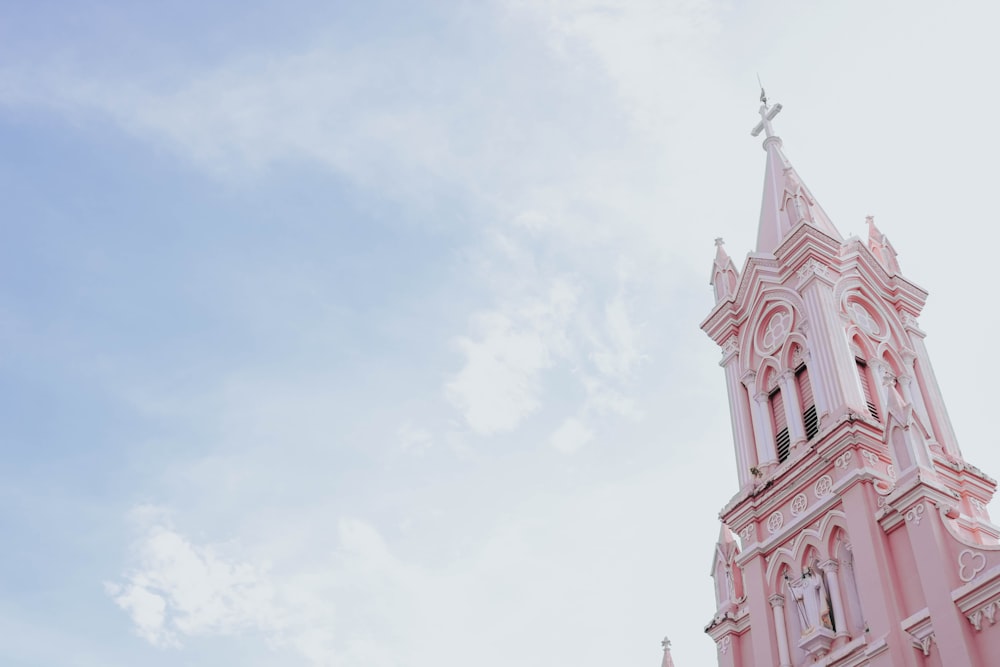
[397,422,433,454]
[106,521,279,648]
[107,513,410,666]
[591,289,645,379]
[548,416,594,453]
[104,581,170,647]
[446,311,554,435]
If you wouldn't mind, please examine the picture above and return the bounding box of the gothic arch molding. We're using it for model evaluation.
[740,288,808,366]
[764,510,849,584]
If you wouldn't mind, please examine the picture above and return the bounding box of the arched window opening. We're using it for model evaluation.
[770,387,791,463]
[796,365,819,440]
[855,357,879,421]
[784,196,799,229]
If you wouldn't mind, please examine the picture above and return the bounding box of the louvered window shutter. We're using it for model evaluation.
[856,358,879,420]
[770,388,791,462]
[796,366,819,440]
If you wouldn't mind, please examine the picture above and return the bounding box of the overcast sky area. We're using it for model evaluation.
[2,1,1000,666]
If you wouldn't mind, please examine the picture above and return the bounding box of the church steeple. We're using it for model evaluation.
[866,215,901,274]
[659,637,676,667]
[751,96,842,253]
[710,238,739,302]
[698,94,1000,667]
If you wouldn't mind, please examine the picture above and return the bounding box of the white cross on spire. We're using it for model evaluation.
[751,88,783,139]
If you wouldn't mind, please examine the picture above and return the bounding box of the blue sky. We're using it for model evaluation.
[3,2,1000,666]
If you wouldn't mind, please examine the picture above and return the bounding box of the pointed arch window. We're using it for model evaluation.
[796,365,819,440]
[855,357,879,421]
[783,195,799,228]
[770,387,791,463]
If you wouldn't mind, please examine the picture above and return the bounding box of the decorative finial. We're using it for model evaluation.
[751,82,783,140]
[661,636,672,650]
[715,237,725,247]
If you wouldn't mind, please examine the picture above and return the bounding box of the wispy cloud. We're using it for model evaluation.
[106,508,282,649]
[548,416,594,453]
[107,510,408,666]
[445,278,575,435]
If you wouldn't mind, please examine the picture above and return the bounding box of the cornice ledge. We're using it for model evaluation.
[814,635,867,667]
[704,606,751,637]
[953,565,1000,611]
[862,634,890,659]
[731,255,780,310]
[773,220,842,262]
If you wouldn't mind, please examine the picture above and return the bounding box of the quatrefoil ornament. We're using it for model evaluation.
[958,549,987,583]
[761,309,791,351]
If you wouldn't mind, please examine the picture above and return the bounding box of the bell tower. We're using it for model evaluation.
[699,95,1000,666]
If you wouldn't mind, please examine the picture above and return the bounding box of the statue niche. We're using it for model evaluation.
[786,566,836,658]
[787,568,832,633]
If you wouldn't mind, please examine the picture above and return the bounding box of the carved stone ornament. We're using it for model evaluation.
[791,343,805,368]
[910,633,935,657]
[718,636,731,654]
[905,504,925,526]
[767,510,784,534]
[760,307,792,352]
[968,599,1000,631]
[861,450,880,467]
[958,549,987,583]
[740,524,755,543]
[814,475,833,498]
[850,301,880,337]
[834,451,853,469]
[797,259,831,284]
[721,336,739,358]
[790,493,808,516]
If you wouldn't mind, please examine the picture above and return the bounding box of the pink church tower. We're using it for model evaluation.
[699,94,1000,666]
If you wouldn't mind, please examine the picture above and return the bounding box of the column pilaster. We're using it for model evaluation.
[819,559,849,640]
[722,339,756,487]
[797,262,867,423]
[743,370,776,469]
[779,369,807,448]
[902,315,961,458]
[769,594,792,667]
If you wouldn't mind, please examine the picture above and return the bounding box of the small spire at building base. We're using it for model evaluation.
[660,636,676,667]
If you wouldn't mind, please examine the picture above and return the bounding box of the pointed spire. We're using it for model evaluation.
[717,521,737,547]
[660,636,676,667]
[710,238,739,301]
[866,215,901,274]
[712,523,742,612]
[882,373,938,484]
[752,98,843,253]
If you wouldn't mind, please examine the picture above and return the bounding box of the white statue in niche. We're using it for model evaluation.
[787,568,833,635]
[792,192,808,222]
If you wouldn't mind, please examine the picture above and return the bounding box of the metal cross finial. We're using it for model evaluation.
[751,91,783,139]
[715,237,725,247]
[661,636,672,650]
